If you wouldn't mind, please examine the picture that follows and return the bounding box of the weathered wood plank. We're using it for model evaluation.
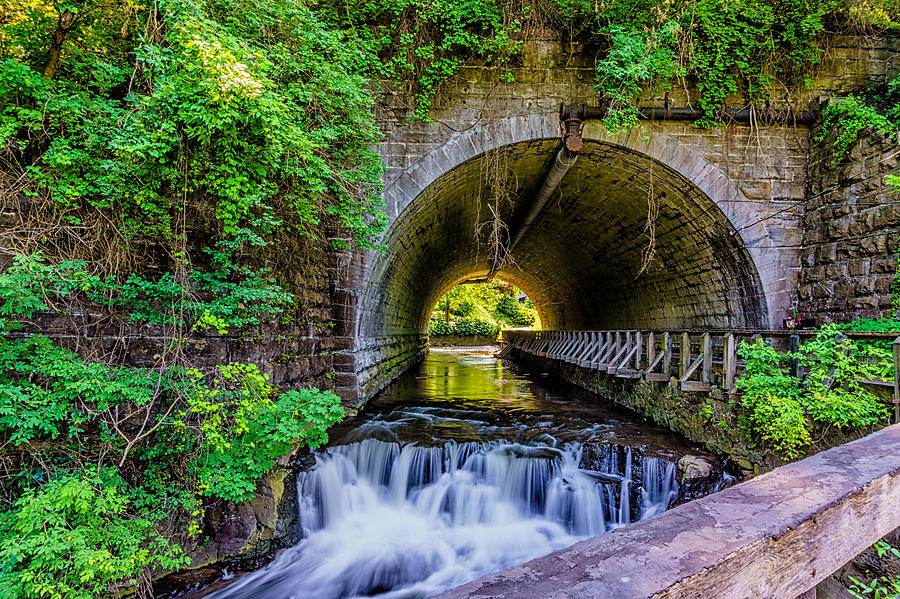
[435,425,900,599]
[680,332,691,379]
[680,381,712,392]
[723,332,736,392]
[663,332,672,378]
[701,332,712,384]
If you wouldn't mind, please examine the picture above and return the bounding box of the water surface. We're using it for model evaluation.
[206,348,729,599]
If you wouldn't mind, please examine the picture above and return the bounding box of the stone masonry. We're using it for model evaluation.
[799,124,900,322]
[334,33,900,405]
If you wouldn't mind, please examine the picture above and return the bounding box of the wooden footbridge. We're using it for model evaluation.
[501,329,900,418]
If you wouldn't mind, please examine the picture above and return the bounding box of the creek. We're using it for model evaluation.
[203,348,733,599]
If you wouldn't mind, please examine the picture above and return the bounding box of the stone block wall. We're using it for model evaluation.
[345,335,428,405]
[0,194,343,393]
[799,125,900,323]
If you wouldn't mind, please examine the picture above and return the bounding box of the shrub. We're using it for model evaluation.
[428,317,499,338]
[0,471,187,599]
[735,326,891,459]
[736,338,809,459]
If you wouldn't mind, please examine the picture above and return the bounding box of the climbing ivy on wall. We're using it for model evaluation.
[566,0,853,128]
[816,71,900,163]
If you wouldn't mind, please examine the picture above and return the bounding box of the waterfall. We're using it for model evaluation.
[640,457,679,518]
[209,438,682,599]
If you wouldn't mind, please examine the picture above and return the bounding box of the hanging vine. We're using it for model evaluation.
[475,146,518,271]
[637,154,661,277]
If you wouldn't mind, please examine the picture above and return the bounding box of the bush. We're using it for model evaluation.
[735,326,892,459]
[495,294,536,326]
[0,471,187,599]
[800,325,889,429]
[428,317,499,338]
[736,339,809,459]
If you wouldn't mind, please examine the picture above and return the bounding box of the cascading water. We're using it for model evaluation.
[201,349,733,599]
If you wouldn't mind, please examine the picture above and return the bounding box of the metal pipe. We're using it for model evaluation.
[480,100,816,283]
[559,103,819,127]
[486,146,579,280]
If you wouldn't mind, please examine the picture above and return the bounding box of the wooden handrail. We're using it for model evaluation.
[501,329,900,417]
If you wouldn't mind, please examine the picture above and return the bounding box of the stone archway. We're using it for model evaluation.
[345,114,795,401]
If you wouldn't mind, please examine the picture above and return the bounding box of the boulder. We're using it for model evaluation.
[676,454,725,503]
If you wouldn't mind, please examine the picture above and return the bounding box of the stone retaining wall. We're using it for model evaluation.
[336,334,428,406]
[799,125,900,323]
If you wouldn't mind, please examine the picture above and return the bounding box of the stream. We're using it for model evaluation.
[202,347,734,599]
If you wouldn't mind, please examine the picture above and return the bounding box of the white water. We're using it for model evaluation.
[209,438,681,599]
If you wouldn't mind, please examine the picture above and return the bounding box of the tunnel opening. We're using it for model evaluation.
[351,135,772,401]
[427,280,541,343]
[362,138,768,335]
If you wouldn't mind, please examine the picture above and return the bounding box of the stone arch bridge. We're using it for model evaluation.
[331,34,900,404]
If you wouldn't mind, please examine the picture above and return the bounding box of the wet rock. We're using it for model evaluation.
[579,441,647,521]
[185,469,300,575]
[579,441,644,480]
[153,466,302,598]
[678,454,714,480]
[579,470,625,485]
[676,454,724,503]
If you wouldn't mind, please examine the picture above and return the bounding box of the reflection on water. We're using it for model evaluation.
[205,348,730,599]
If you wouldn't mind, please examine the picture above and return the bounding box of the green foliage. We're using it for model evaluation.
[836,318,900,371]
[0,335,155,445]
[1,0,386,250]
[818,92,898,163]
[182,367,343,502]
[735,326,891,459]
[495,294,536,326]
[317,0,523,120]
[800,325,890,428]
[596,22,680,131]
[0,470,187,599]
[736,338,809,458]
[430,281,536,336]
[0,254,344,593]
[565,0,845,128]
[849,541,900,599]
[839,318,900,333]
[428,316,500,338]
[0,252,291,332]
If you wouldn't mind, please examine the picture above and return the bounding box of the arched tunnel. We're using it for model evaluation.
[359,137,769,343]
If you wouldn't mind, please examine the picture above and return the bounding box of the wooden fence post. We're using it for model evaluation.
[663,332,672,377]
[680,332,691,379]
[701,333,712,384]
[723,333,736,392]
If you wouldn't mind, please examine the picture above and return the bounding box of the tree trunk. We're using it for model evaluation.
[43,9,77,79]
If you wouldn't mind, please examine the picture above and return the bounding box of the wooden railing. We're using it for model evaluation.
[435,423,900,599]
[501,329,900,417]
